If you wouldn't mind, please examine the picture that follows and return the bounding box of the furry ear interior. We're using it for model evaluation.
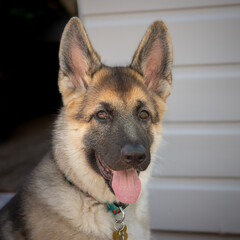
[59,17,101,99]
[130,21,173,100]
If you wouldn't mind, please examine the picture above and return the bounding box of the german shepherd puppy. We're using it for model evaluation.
[0,17,172,239]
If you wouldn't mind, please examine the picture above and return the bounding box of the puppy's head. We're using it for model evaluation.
[55,17,172,204]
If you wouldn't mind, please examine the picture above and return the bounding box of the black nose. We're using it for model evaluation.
[121,143,147,167]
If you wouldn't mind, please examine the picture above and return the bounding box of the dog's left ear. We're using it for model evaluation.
[131,21,173,100]
[58,17,101,103]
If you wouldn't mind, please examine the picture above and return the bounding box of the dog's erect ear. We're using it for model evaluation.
[130,21,173,100]
[59,17,101,100]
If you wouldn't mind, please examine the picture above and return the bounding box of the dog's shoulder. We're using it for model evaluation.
[0,191,26,239]
[20,154,114,239]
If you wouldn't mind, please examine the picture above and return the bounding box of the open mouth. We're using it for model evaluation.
[95,153,113,181]
[95,153,142,204]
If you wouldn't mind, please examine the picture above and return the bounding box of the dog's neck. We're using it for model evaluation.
[50,151,128,215]
[65,174,128,215]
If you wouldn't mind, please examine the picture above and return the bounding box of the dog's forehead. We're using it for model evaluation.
[93,88,148,110]
[92,66,149,105]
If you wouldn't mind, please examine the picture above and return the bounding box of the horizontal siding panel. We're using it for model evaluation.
[165,65,240,122]
[149,178,240,233]
[170,16,240,66]
[79,0,240,15]
[83,6,240,66]
[152,231,240,240]
[152,123,240,177]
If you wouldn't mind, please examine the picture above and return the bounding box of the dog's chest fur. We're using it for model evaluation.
[22,156,149,240]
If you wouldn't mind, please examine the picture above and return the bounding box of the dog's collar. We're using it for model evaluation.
[65,176,128,215]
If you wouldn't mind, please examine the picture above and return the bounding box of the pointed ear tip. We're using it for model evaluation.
[153,20,169,29]
[60,17,84,46]
[68,16,82,24]
[152,19,166,25]
[65,17,83,30]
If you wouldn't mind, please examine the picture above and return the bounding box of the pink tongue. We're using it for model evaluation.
[112,169,141,203]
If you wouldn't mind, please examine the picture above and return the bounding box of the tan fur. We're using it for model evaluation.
[0,17,173,240]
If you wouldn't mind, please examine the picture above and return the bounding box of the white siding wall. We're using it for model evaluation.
[78,0,240,235]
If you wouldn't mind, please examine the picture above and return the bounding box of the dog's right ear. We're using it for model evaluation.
[59,17,101,104]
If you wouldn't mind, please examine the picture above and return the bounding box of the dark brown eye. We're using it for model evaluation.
[96,110,108,120]
[139,110,150,120]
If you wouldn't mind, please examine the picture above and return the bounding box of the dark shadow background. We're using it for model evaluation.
[0,0,78,192]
